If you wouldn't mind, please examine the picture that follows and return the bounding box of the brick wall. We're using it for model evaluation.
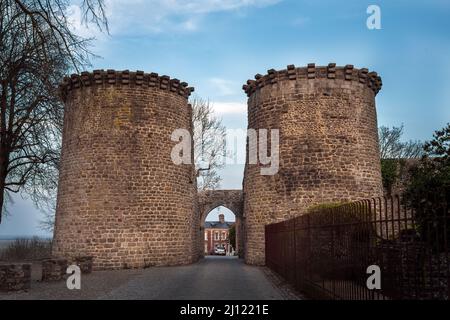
[198,190,243,256]
[204,228,231,254]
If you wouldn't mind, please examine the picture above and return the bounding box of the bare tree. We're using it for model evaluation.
[379,125,424,195]
[0,0,108,223]
[191,97,226,191]
[10,0,108,71]
[379,125,423,159]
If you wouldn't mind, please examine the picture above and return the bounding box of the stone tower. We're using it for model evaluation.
[53,70,198,269]
[242,63,383,265]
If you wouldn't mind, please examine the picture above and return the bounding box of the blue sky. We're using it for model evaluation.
[1,0,449,236]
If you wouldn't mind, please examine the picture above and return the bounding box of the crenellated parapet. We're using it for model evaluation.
[242,63,382,97]
[59,70,194,101]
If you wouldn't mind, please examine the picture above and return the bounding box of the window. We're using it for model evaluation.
[222,232,226,240]
[214,232,219,240]
[204,231,208,241]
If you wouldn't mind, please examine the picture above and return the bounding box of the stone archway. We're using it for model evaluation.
[198,190,244,257]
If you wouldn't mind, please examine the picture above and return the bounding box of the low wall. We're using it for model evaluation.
[0,263,31,291]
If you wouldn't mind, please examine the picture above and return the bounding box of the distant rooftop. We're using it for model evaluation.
[204,221,234,229]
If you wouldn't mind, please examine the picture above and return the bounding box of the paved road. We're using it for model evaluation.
[100,256,284,300]
[1,256,286,300]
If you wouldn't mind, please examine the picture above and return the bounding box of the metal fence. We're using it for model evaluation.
[265,195,449,300]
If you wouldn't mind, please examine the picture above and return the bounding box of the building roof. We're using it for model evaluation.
[204,221,235,229]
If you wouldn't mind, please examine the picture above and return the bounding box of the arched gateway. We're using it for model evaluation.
[53,63,383,269]
[198,190,244,257]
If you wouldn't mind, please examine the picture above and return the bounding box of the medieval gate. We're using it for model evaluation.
[53,63,383,269]
[198,190,244,257]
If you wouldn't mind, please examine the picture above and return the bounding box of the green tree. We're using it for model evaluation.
[404,123,450,250]
[380,159,403,196]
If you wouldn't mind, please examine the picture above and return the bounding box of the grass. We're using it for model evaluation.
[0,237,52,262]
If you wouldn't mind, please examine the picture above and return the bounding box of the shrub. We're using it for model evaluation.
[381,159,399,195]
[0,237,52,261]
[404,123,450,251]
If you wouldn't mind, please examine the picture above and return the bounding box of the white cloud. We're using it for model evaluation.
[181,18,199,31]
[66,5,91,38]
[211,102,247,114]
[291,16,310,27]
[209,78,238,96]
[68,0,281,36]
[139,0,281,15]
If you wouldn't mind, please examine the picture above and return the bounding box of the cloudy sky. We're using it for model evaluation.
[1,0,450,236]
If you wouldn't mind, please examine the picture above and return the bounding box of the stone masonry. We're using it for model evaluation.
[242,63,383,265]
[52,70,198,270]
[52,63,383,270]
[0,263,31,291]
[198,190,244,257]
[42,258,68,281]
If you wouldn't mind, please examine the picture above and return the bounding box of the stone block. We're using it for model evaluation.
[0,263,31,291]
[42,258,68,281]
[75,256,94,274]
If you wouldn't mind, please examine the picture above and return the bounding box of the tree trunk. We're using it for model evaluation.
[0,182,3,223]
[0,154,8,223]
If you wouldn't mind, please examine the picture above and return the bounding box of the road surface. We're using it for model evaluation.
[1,256,287,300]
[101,256,284,299]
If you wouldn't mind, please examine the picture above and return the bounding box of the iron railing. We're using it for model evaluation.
[265,195,449,300]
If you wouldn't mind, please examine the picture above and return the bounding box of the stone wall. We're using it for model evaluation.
[242,63,383,265]
[51,64,384,269]
[198,190,244,257]
[0,263,31,291]
[42,258,68,281]
[382,158,419,196]
[53,70,199,270]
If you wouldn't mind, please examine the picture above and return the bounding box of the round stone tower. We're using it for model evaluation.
[53,70,198,269]
[242,63,383,265]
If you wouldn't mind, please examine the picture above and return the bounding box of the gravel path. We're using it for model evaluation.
[1,256,288,300]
